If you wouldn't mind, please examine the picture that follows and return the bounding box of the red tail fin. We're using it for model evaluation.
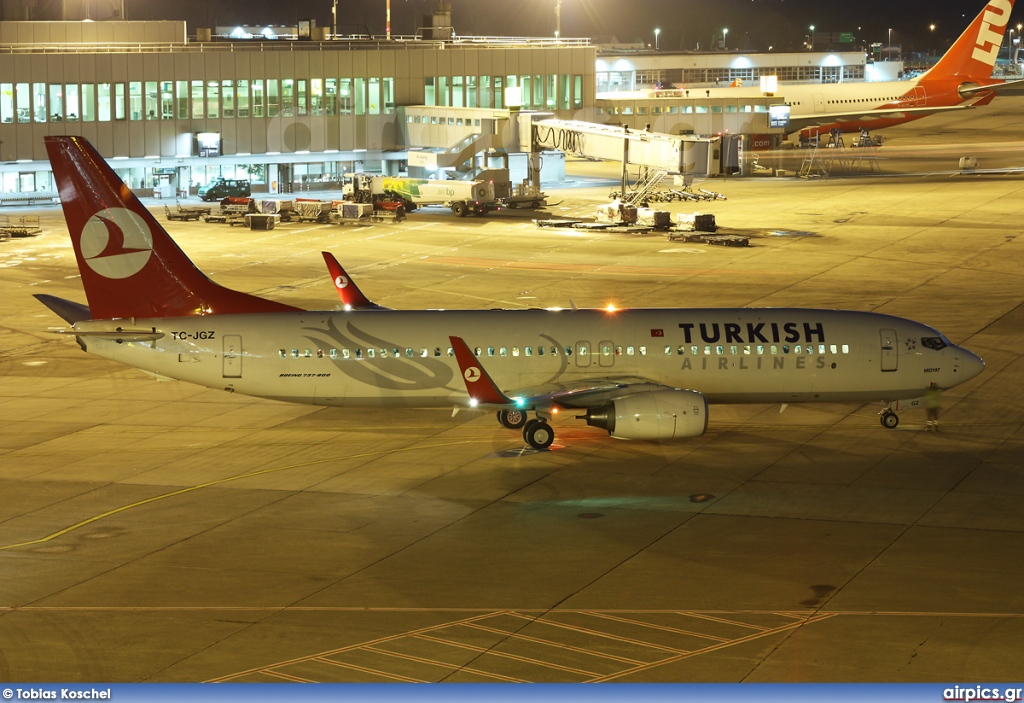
[925,0,1015,84]
[45,136,300,320]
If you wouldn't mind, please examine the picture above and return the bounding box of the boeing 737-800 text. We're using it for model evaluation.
[37,136,984,449]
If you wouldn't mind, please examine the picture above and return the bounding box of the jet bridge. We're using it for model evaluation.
[524,116,721,188]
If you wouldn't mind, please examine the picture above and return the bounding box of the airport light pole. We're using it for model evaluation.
[888,27,892,59]
[723,27,728,50]
[654,27,660,50]
[555,0,562,39]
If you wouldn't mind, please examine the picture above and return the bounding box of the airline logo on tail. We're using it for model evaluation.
[79,208,153,279]
[973,0,1013,63]
[335,275,349,289]
[464,367,482,383]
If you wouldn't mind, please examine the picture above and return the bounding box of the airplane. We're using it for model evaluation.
[599,0,1020,139]
[37,135,985,450]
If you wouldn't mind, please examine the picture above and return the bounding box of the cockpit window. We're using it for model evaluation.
[921,337,947,351]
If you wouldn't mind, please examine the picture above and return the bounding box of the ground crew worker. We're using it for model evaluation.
[924,382,941,431]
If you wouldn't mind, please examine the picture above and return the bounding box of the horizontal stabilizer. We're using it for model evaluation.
[34,294,91,324]
[960,78,1024,97]
[49,327,165,342]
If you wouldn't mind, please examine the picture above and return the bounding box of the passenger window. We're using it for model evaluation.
[830,344,837,354]
[447,347,454,357]
[279,349,286,358]
[794,345,802,354]
[537,346,545,356]
[627,346,635,356]
[730,345,738,356]
[550,346,558,356]
[330,349,338,360]
[756,345,764,355]
[716,345,723,355]
[577,344,587,357]
[770,345,778,355]
[356,349,363,359]
[664,346,672,355]
[474,347,482,357]
[818,344,826,354]
[526,346,532,356]
[342,349,350,359]
[842,344,850,354]
[434,347,441,357]
[564,346,573,356]
[367,349,376,359]
[704,346,711,355]
[304,350,312,358]
[639,346,647,356]
[421,348,429,357]
[512,347,520,357]
[406,348,414,358]
[291,349,299,358]
[743,345,751,355]
[393,348,400,357]
[691,346,699,356]
[317,349,324,358]
[782,345,789,354]
[500,347,508,357]
[488,347,495,357]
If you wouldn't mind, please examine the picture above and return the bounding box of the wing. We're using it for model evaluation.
[787,104,975,133]
[449,335,672,410]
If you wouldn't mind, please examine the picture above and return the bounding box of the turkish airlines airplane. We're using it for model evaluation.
[602,0,1020,138]
[38,136,985,449]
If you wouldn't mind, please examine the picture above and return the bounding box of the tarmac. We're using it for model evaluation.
[1,96,1023,682]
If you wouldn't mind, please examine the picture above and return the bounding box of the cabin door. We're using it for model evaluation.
[223,335,243,378]
[880,329,898,372]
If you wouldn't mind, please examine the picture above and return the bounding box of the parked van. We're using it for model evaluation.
[198,178,251,201]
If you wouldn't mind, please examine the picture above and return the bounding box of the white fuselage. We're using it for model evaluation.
[691,78,927,115]
[77,308,982,409]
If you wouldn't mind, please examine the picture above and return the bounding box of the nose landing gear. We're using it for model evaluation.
[879,405,900,429]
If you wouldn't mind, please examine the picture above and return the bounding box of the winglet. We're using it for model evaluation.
[321,251,383,310]
[448,335,513,406]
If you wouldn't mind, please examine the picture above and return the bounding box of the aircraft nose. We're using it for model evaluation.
[959,348,985,382]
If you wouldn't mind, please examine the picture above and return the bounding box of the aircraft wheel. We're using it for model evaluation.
[507,201,518,209]
[452,202,467,217]
[497,409,527,430]
[523,419,554,450]
[880,411,899,429]
[530,201,540,209]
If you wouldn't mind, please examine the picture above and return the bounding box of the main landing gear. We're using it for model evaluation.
[879,405,900,429]
[496,409,554,449]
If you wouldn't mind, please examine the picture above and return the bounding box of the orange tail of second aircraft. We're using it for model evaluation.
[925,0,1015,85]
[45,136,300,320]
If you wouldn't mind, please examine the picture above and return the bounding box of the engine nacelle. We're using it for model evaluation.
[583,389,708,440]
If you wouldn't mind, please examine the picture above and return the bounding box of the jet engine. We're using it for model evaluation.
[582,389,708,440]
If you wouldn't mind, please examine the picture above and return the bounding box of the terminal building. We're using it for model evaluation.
[0,14,902,199]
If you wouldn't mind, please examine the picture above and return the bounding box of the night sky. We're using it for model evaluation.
[125,0,1009,55]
